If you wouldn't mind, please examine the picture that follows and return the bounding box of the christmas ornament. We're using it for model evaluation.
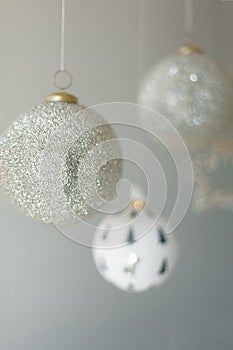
[0,0,122,224]
[138,0,233,152]
[0,94,122,224]
[92,200,177,293]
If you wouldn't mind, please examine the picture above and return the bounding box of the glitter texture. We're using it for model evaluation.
[139,53,233,152]
[0,101,122,224]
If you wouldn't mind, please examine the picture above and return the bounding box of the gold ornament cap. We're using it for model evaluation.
[178,45,203,55]
[130,199,145,212]
[45,92,78,104]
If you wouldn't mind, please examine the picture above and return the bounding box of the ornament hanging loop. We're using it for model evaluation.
[53,0,73,91]
[53,69,73,90]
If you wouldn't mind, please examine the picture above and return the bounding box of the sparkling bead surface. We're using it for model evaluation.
[0,102,122,224]
[139,53,233,152]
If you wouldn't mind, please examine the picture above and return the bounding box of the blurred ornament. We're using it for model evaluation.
[0,0,122,224]
[139,47,233,152]
[138,0,233,152]
[92,200,177,293]
[192,127,233,213]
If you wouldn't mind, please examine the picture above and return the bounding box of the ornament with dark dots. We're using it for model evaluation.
[158,227,167,245]
[126,227,135,244]
[158,258,168,275]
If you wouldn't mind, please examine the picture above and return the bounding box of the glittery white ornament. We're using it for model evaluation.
[0,93,122,224]
[92,201,176,293]
[139,46,233,152]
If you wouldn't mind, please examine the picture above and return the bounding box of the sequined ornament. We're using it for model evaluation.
[0,92,122,224]
[192,127,233,213]
[92,200,176,293]
[138,46,233,152]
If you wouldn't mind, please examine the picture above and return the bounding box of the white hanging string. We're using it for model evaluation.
[53,0,73,90]
[137,0,146,96]
[60,0,65,71]
[184,0,193,45]
[132,0,146,198]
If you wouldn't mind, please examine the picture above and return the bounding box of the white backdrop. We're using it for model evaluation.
[0,1,233,349]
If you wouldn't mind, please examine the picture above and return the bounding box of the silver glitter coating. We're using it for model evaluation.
[0,102,122,224]
[139,53,233,152]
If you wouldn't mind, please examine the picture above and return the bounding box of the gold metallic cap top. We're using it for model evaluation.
[178,45,203,55]
[131,200,145,212]
[45,92,78,104]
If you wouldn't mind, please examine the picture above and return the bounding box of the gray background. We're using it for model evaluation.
[0,0,233,349]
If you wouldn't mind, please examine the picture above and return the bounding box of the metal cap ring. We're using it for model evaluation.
[53,70,73,90]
